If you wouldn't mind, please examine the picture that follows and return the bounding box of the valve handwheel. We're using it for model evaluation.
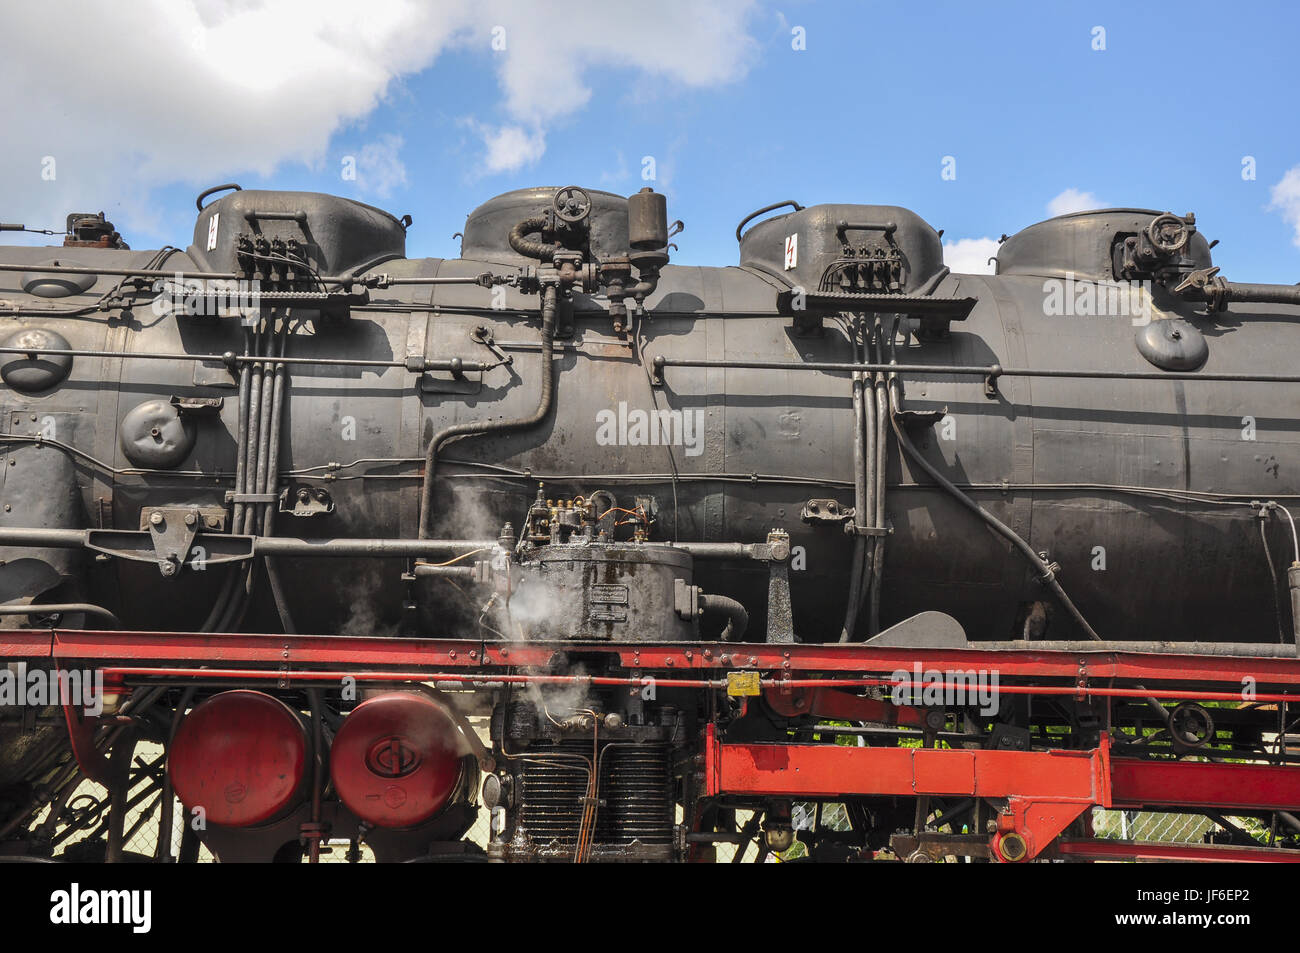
[554,185,592,224]
[1145,212,1190,255]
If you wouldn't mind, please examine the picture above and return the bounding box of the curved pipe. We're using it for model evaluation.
[508,216,558,261]
[0,603,120,627]
[699,593,748,641]
[419,284,559,539]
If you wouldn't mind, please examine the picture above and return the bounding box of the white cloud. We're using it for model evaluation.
[466,123,548,176]
[1047,188,1106,217]
[356,135,409,199]
[1269,165,1300,248]
[943,237,1000,275]
[482,1,758,125]
[0,0,760,243]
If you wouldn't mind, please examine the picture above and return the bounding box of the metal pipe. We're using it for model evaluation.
[667,542,772,560]
[976,640,1299,657]
[0,603,120,626]
[698,593,749,641]
[0,526,500,559]
[654,355,1300,385]
[841,328,868,643]
[0,345,493,373]
[1291,564,1300,649]
[1222,282,1300,306]
[413,564,478,580]
[418,284,559,538]
[260,321,295,633]
[0,261,245,280]
[156,685,196,863]
[98,668,1300,704]
[868,323,891,636]
[0,260,498,287]
[258,537,497,558]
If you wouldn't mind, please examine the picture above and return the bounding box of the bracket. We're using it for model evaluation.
[140,505,226,576]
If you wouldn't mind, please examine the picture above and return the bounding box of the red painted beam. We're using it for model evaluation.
[1111,758,1300,813]
[4,629,1296,690]
[706,732,1300,817]
[705,730,1108,803]
[0,631,52,658]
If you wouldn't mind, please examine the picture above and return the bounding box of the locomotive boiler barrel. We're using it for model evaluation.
[0,191,1297,645]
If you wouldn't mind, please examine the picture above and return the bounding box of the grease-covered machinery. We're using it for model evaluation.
[1,183,1299,863]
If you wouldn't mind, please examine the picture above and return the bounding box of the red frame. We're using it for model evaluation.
[11,627,1300,862]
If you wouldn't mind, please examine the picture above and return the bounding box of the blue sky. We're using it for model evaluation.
[6,1,1299,282]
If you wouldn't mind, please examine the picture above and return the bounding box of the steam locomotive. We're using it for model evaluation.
[1,182,1298,862]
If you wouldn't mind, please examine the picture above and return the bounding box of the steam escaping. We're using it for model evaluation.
[523,661,595,719]
[339,566,400,637]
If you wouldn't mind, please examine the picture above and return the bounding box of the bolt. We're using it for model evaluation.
[149,511,163,526]
[159,561,177,577]
[2,505,9,513]
[184,512,197,526]
[206,516,221,528]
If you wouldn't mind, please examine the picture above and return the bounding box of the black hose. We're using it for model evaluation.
[508,216,558,261]
[887,377,1172,724]
[418,284,559,539]
[1261,516,1286,643]
[699,593,749,641]
[887,378,1100,638]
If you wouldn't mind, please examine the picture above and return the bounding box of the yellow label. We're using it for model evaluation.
[727,671,761,697]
